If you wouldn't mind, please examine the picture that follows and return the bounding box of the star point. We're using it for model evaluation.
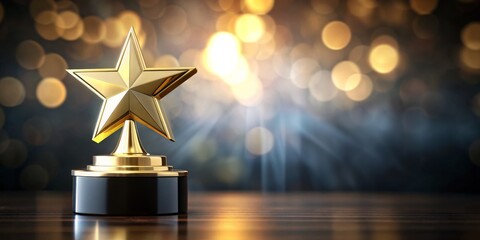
[67,28,196,143]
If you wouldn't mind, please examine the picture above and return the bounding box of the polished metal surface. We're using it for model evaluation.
[67,27,196,143]
[2,192,480,239]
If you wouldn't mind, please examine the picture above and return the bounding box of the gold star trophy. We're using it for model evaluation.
[67,28,196,215]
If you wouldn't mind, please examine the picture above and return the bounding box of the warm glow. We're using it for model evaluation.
[322,21,351,50]
[245,127,274,155]
[231,75,263,106]
[244,0,275,15]
[0,77,25,107]
[102,18,125,48]
[154,55,179,67]
[410,0,438,15]
[235,14,266,43]
[117,10,142,33]
[36,78,67,108]
[369,44,399,74]
[61,18,84,41]
[16,40,45,70]
[460,47,480,70]
[203,32,242,77]
[82,16,106,44]
[222,56,250,86]
[331,61,361,91]
[346,74,373,101]
[309,70,338,102]
[38,53,68,80]
[55,11,79,29]
[462,22,480,50]
[291,58,320,89]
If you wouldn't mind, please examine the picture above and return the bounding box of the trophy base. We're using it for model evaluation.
[72,173,187,215]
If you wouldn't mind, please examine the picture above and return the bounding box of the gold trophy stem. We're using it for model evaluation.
[112,120,148,156]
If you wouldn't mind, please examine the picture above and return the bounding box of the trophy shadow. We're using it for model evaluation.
[73,214,188,240]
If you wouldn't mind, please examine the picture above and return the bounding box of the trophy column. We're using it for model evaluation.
[72,120,188,215]
[67,27,196,215]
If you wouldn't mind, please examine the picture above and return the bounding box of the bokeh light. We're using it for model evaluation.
[102,18,125,48]
[309,70,338,102]
[38,53,68,79]
[82,16,106,44]
[460,47,480,70]
[369,44,399,74]
[245,127,274,155]
[291,58,320,88]
[203,32,242,77]
[346,74,373,101]
[235,14,266,43]
[231,75,263,106]
[1,0,480,192]
[0,77,26,107]
[36,78,67,108]
[331,61,361,91]
[462,22,480,50]
[244,0,274,15]
[410,0,438,15]
[16,40,45,70]
[311,0,339,15]
[322,21,351,50]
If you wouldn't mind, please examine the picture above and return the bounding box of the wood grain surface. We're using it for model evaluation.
[0,192,480,239]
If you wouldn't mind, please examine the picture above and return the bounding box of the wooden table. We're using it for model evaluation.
[0,192,480,239]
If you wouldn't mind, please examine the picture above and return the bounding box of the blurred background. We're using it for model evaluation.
[0,0,479,192]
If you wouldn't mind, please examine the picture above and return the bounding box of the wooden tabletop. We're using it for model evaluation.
[0,192,480,239]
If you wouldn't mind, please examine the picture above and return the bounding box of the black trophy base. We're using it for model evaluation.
[73,175,187,215]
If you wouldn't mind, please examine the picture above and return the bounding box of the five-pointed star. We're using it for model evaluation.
[67,28,196,143]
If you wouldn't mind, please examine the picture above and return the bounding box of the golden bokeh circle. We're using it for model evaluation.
[235,14,266,43]
[36,78,67,108]
[61,19,84,41]
[102,18,125,48]
[118,10,142,33]
[244,0,275,15]
[82,16,107,44]
[0,77,26,107]
[30,0,56,20]
[55,11,79,29]
[36,21,62,41]
[462,22,480,50]
[346,74,373,101]
[410,0,438,15]
[460,47,480,70]
[331,61,361,91]
[16,40,46,70]
[38,53,68,79]
[369,44,399,74]
[35,10,57,25]
[322,21,352,50]
[309,70,338,102]
[311,0,339,15]
[203,31,242,76]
